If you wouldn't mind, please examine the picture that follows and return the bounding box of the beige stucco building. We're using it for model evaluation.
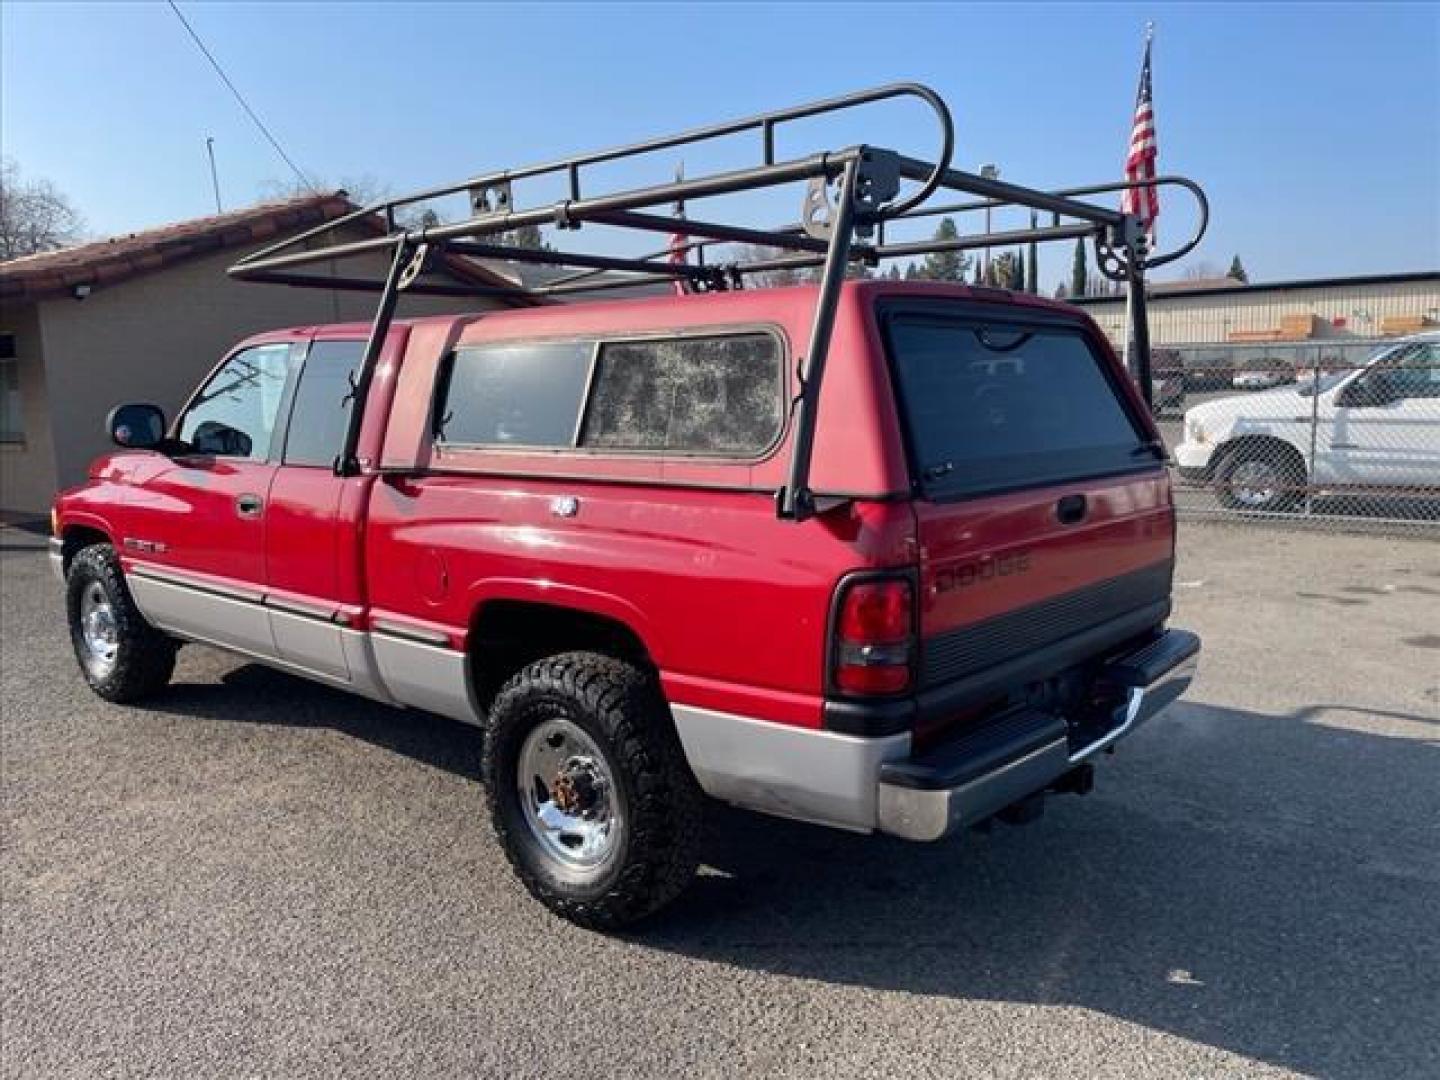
[1072,271,1440,347]
[0,194,530,515]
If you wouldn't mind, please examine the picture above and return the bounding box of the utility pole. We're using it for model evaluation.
[205,137,222,213]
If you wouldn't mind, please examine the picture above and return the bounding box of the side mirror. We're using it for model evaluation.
[107,402,167,449]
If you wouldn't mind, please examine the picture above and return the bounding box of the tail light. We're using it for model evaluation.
[831,575,915,695]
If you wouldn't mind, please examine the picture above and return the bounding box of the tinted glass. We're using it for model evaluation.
[580,334,782,455]
[1375,342,1440,400]
[284,340,364,466]
[179,344,293,460]
[886,315,1146,497]
[439,341,592,447]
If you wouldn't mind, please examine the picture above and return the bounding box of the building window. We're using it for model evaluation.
[0,333,21,444]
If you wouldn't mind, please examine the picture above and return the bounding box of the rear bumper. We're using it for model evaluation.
[876,628,1200,841]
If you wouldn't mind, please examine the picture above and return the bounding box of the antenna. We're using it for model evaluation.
[205,137,222,213]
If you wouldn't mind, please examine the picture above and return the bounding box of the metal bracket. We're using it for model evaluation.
[852,149,900,239]
[396,243,432,291]
[1096,216,1150,281]
[468,179,513,217]
[801,150,900,242]
[802,175,836,240]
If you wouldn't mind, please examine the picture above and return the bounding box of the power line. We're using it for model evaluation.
[165,1,317,193]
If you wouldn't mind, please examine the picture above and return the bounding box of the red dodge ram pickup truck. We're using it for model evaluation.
[52,281,1198,925]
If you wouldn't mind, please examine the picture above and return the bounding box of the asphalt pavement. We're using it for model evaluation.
[2,522,1437,1079]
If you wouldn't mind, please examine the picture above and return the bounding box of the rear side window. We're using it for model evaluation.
[580,334,781,455]
[436,332,783,457]
[438,341,593,448]
[283,340,364,467]
[884,313,1147,498]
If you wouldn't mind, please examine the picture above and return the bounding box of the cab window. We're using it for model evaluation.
[283,340,365,467]
[179,344,293,460]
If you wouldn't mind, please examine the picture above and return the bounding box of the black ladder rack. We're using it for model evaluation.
[228,81,1208,520]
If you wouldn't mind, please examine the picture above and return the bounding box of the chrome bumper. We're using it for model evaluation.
[48,538,65,582]
[877,628,1200,842]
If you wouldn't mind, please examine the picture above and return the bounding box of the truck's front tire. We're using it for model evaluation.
[482,651,702,929]
[65,544,176,703]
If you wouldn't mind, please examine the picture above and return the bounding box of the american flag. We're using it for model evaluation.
[668,162,691,295]
[1122,28,1159,239]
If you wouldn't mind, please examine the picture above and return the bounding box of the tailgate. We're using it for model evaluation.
[915,471,1173,691]
[877,299,1174,700]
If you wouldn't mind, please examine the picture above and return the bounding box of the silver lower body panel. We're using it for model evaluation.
[670,704,910,832]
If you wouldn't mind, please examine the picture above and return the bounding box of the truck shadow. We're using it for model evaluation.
[154,663,485,781]
[151,668,1438,1077]
[639,700,1440,1079]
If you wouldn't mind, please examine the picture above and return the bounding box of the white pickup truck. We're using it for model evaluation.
[1174,333,1440,511]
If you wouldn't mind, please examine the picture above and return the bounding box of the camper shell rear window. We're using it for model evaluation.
[879,302,1153,499]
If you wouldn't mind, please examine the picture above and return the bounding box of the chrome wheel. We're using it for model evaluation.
[1229,458,1282,508]
[78,581,119,677]
[517,718,623,873]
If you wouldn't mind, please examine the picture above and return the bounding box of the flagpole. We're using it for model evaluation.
[1122,21,1154,386]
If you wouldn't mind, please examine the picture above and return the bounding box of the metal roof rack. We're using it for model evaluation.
[229,82,1208,520]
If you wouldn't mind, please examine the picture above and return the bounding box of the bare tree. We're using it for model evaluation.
[259,174,444,229]
[1181,260,1224,281]
[0,159,84,261]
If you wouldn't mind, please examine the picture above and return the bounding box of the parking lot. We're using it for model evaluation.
[2,522,1437,1079]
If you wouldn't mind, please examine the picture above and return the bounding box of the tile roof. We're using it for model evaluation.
[0,192,530,304]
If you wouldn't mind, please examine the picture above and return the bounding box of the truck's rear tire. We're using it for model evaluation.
[65,544,176,703]
[482,651,702,929]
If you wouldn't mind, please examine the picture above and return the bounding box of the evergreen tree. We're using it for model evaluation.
[1026,212,1039,294]
[917,217,966,281]
[1012,251,1026,291]
[1070,238,1088,297]
[904,263,919,281]
[486,220,551,252]
[1227,255,1249,283]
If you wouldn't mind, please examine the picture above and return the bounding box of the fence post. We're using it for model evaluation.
[1304,345,1322,516]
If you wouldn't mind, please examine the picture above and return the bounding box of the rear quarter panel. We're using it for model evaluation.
[364,478,915,728]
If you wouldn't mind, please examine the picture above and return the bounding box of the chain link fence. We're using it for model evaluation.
[1147,336,1440,531]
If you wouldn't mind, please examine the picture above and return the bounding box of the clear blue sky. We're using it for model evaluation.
[3,1,1437,289]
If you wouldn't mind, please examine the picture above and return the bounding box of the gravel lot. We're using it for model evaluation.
[3,522,1437,1079]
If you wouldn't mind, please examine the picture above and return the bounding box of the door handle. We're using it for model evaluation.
[1055,493,1088,525]
[235,493,264,518]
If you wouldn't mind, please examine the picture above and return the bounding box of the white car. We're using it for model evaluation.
[1231,362,1293,391]
[1175,333,1440,512]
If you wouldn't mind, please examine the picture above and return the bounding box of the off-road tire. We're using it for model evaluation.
[482,651,702,929]
[65,544,176,702]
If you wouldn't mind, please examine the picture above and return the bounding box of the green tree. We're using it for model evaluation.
[1070,238,1088,297]
[916,217,968,281]
[1227,254,1249,283]
[485,220,550,251]
[904,263,919,281]
[1026,212,1039,294]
